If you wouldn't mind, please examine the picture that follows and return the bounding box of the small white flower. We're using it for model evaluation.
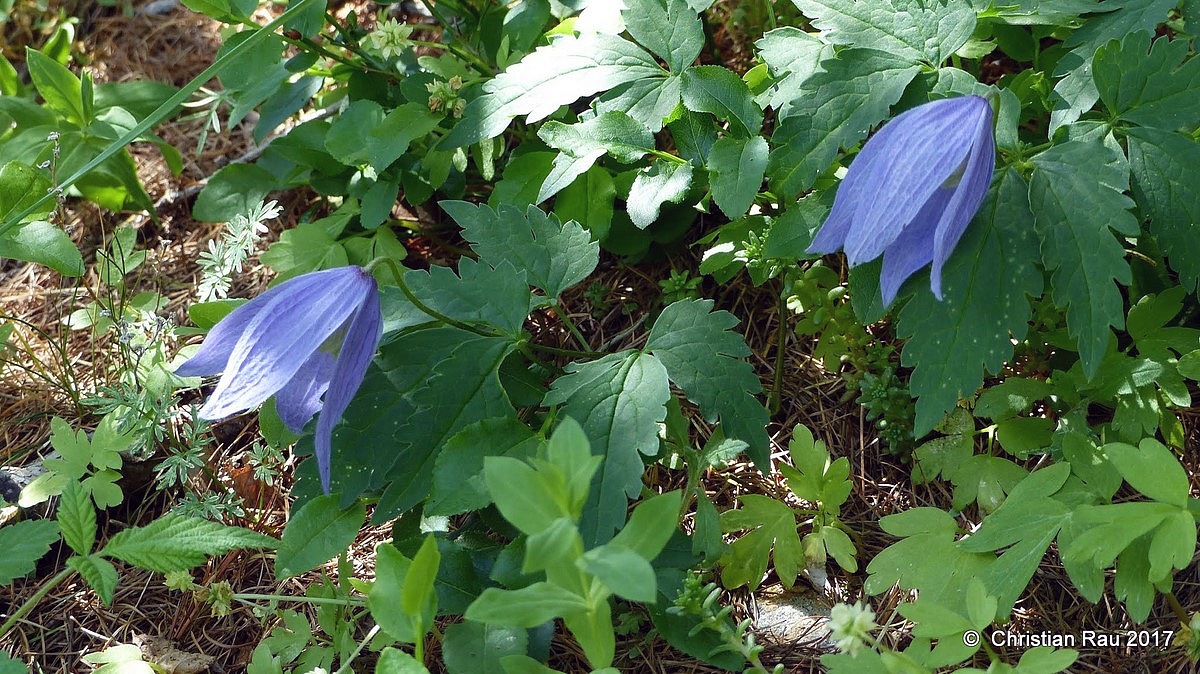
[828,600,877,657]
[367,18,413,60]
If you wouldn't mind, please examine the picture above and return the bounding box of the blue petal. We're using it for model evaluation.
[879,188,952,306]
[929,103,996,298]
[834,97,988,265]
[174,275,331,377]
[199,267,373,422]
[275,349,336,433]
[314,279,382,493]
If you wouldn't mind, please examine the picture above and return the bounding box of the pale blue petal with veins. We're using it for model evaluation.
[808,95,995,306]
[176,265,383,492]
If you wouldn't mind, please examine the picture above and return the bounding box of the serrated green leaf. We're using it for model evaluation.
[428,417,542,516]
[536,112,654,202]
[0,519,60,584]
[443,201,599,299]
[324,101,441,172]
[466,583,589,627]
[1030,135,1136,379]
[442,621,528,674]
[443,33,664,147]
[756,27,832,116]
[680,65,763,137]
[1127,127,1200,293]
[102,513,275,574]
[627,160,694,229]
[646,299,770,468]
[579,544,658,602]
[376,332,519,519]
[768,49,921,196]
[789,0,975,63]
[666,109,717,163]
[26,48,86,125]
[67,554,118,605]
[58,479,96,555]
[707,136,767,218]
[404,259,531,335]
[544,351,670,544]
[1094,33,1200,130]
[974,378,1054,421]
[719,494,802,590]
[622,0,704,71]
[272,496,361,578]
[594,75,683,132]
[1105,439,1189,507]
[897,170,1042,434]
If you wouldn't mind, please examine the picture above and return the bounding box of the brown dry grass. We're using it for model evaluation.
[3,2,1200,674]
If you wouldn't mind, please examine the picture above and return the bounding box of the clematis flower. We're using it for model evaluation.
[806,95,995,306]
[176,266,383,493]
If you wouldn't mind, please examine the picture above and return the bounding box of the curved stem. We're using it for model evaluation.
[550,302,593,353]
[369,257,502,339]
[0,567,73,641]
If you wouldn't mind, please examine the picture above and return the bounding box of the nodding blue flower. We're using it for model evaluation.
[807,95,995,306]
[176,266,383,493]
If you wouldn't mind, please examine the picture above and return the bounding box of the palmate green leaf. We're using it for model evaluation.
[1127,127,1200,293]
[680,66,763,138]
[102,513,276,574]
[324,101,441,172]
[767,48,921,197]
[897,170,1042,435]
[442,621,528,674]
[621,0,704,72]
[377,331,519,520]
[719,494,803,590]
[864,508,993,610]
[442,32,665,147]
[707,136,768,218]
[788,0,975,63]
[755,28,832,116]
[1093,33,1200,130]
[442,200,599,300]
[1048,0,1175,130]
[646,299,770,469]
[535,112,655,202]
[627,161,693,229]
[544,351,670,545]
[1030,134,1136,379]
[67,554,118,605]
[0,519,60,584]
[1104,439,1189,507]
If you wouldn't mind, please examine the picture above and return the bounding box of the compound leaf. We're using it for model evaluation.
[646,299,770,469]
[67,554,118,606]
[404,259,532,336]
[1127,127,1200,293]
[1030,134,1136,379]
[768,48,921,197]
[788,0,975,63]
[897,170,1042,434]
[428,417,543,516]
[680,65,763,137]
[536,112,655,202]
[621,0,704,72]
[443,201,599,299]
[103,514,276,574]
[544,351,671,545]
[0,519,60,584]
[719,494,802,590]
[1093,33,1200,130]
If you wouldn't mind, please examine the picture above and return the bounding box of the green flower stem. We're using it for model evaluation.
[336,623,381,674]
[232,592,366,607]
[1,0,326,237]
[369,257,504,339]
[550,301,594,353]
[0,567,73,641]
[769,285,788,414]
